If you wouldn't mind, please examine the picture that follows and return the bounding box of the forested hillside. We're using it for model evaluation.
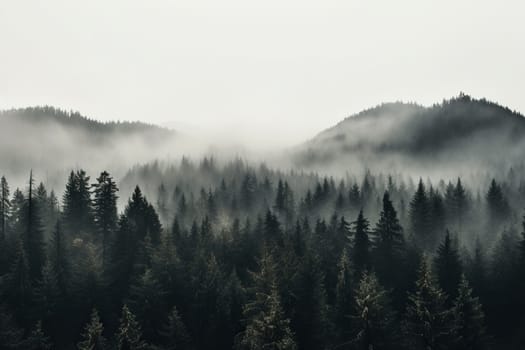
[295,94,525,175]
[0,107,177,187]
[1,157,525,349]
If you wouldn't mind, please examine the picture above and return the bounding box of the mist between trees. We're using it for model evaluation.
[1,157,525,349]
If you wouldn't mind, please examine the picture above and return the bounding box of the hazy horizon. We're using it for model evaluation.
[2,0,525,148]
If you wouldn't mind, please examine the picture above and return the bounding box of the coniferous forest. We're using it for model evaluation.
[1,158,525,349]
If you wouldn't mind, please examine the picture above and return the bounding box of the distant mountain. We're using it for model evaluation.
[0,106,178,186]
[293,94,525,176]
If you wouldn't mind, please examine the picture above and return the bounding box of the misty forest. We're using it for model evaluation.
[2,95,525,350]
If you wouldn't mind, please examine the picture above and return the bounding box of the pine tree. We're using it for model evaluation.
[77,308,106,350]
[373,192,405,289]
[237,252,297,350]
[92,171,118,269]
[334,247,353,343]
[6,238,32,326]
[409,179,430,249]
[48,220,70,297]
[159,306,190,350]
[403,256,452,350]
[25,320,52,350]
[0,175,10,273]
[33,261,60,320]
[486,179,510,233]
[454,178,468,233]
[115,305,148,350]
[23,170,46,281]
[352,272,396,350]
[451,275,487,350]
[434,231,462,300]
[127,268,166,341]
[351,210,370,277]
[62,170,94,237]
[292,248,331,350]
[428,188,446,249]
[0,175,10,244]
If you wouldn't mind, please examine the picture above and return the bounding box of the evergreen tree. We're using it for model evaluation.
[373,192,405,289]
[25,320,52,350]
[33,261,60,321]
[409,179,430,249]
[451,275,487,350]
[352,272,396,350]
[434,231,462,300]
[115,305,148,350]
[351,210,370,277]
[0,175,10,272]
[48,220,70,297]
[127,269,166,341]
[0,175,10,244]
[62,170,94,236]
[77,308,106,350]
[23,170,46,281]
[159,306,191,350]
[403,256,452,350]
[5,238,32,326]
[92,171,119,269]
[237,252,297,350]
[334,247,353,343]
[486,179,510,233]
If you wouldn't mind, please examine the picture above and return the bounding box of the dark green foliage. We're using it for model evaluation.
[159,306,190,350]
[434,231,462,300]
[403,256,452,350]
[334,248,353,343]
[0,165,519,348]
[352,272,396,350]
[78,308,107,350]
[92,171,119,269]
[25,320,52,350]
[23,171,46,281]
[62,170,95,236]
[486,179,510,233]
[373,192,405,289]
[237,252,297,350]
[116,305,148,350]
[409,179,430,249]
[351,210,370,277]
[451,275,487,350]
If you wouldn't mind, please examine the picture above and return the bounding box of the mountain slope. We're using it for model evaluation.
[293,94,525,175]
[0,106,178,185]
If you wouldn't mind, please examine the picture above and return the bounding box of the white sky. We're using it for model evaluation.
[1,0,524,148]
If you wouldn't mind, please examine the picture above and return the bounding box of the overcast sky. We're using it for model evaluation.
[1,0,524,148]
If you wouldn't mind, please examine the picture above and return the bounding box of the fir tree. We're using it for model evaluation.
[434,231,462,300]
[25,320,52,350]
[334,247,353,343]
[159,306,191,350]
[409,179,430,249]
[0,175,10,244]
[451,275,487,350]
[237,252,297,350]
[92,171,119,269]
[352,272,396,350]
[78,308,106,350]
[23,170,46,281]
[351,210,370,277]
[115,305,148,350]
[62,170,94,236]
[373,192,405,289]
[403,256,452,350]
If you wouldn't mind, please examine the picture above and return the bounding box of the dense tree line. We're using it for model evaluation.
[1,160,525,349]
